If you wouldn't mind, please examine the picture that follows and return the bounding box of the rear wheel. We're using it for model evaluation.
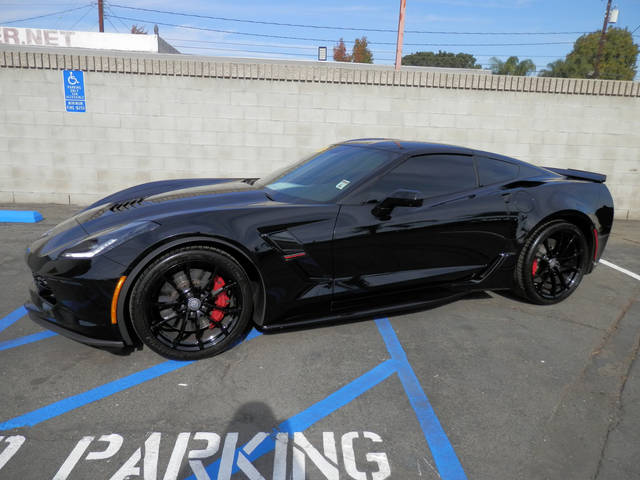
[129,246,252,360]
[515,221,589,305]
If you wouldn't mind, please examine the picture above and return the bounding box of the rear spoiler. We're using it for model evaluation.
[544,167,606,183]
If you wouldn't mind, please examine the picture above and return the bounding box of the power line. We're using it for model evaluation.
[106,4,588,36]
[107,4,131,32]
[166,38,566,58]
[171,43,563,68]
[0,2,84,5]
[172,45,317,57]
[173,44,397,61]
[166,38,319,50]
[104,14,575,47]
[69,4,94,30]
[170,46,553,69]
[0,4,94,25]
[104,4,127,32]
[472,54,564,58]
[105,15,119,33]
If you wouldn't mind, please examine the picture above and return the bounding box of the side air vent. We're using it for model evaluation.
[110,198,145,212]
[261,230,307,261]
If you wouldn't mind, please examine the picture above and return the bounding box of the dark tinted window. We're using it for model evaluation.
[476,156,519,186]
[260,145,395,202]
[355,154,477,202]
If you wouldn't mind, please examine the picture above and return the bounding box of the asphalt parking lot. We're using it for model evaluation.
[1,203,638,480]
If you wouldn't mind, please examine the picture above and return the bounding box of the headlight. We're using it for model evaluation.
[61,221,159,259]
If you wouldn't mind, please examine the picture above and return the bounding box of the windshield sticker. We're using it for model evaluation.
[335,179,351,190]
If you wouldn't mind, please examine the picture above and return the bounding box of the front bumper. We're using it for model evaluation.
[25,254,130,349]
[25,300,125,349]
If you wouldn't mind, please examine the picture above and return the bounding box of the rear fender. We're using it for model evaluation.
[513,182,612,273]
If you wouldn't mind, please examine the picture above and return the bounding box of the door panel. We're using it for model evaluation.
[331,154,518,307]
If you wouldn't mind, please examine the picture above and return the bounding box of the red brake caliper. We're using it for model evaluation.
[532,259,539,277]
[209,276,230,328]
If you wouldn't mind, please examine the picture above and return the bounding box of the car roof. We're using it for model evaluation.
[338,138,541,170]
[338,138,474,155]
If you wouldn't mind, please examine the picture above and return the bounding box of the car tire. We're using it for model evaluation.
[129,245,253,360]
[515,220,589,305]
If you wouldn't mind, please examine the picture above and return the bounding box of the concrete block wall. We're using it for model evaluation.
[1,48,639,219]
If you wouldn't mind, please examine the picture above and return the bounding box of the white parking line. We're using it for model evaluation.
[600,259,640,282]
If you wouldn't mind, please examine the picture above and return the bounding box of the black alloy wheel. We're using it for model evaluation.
[516,220,589,305]
[130,246,253,360]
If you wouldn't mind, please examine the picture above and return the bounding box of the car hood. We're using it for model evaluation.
[83,177,251,210]
[27,178,271,262]
[75,178,268,234]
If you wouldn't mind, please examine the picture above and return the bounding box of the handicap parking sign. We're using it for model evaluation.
[63,70,86,112]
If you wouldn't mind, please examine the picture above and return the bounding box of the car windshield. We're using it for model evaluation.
[258,145,395,202]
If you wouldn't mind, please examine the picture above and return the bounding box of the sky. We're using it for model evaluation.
[0,0,639,74]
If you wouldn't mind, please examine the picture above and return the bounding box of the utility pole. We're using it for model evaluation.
[98,0,104,33]
[394,0,407,71]
[593,0,612,79]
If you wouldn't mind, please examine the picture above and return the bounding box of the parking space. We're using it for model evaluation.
[1,204,639,480]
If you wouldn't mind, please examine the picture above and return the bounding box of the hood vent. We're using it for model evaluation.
[110,198,145,212]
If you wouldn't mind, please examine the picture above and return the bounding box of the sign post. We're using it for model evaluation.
[62,70,86,112]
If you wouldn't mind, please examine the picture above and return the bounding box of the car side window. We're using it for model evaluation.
[353,154,477,203]
[475,156,519,187]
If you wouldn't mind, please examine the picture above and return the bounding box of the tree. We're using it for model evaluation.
[130,25,148,35]
[539,27,638,80]
[489,56,536,76]
[333,38,352,62]
[401,50,481,69]
[352,36,373,64]
[333,37,373,63]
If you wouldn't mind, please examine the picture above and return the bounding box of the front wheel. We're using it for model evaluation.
[129,246,253,360]
[515,221,589,305]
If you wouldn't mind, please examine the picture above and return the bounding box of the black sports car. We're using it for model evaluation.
[25,139,614,360]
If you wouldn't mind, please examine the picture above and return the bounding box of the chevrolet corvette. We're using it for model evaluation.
[25,139,614,359]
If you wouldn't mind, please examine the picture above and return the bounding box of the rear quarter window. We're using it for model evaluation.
[475,156,520,186]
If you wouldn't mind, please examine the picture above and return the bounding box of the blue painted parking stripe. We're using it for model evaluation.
[376,318,467,480]
[0,306,27,333]
[244,327,263,342]
[0,331,57,352]
[0,210,43,223]
[0,360,193,430]
[193,359,398,479]
[0,328,262,431]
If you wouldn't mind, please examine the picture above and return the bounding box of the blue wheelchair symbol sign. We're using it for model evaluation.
[63,70,86,112]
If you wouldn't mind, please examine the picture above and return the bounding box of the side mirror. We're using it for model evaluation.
[371,189,423,219]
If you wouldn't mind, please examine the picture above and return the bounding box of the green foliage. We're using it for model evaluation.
[539,27,638,80]
[333,37,373,64]
[401,50,481,69]
[489,56,536,76]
